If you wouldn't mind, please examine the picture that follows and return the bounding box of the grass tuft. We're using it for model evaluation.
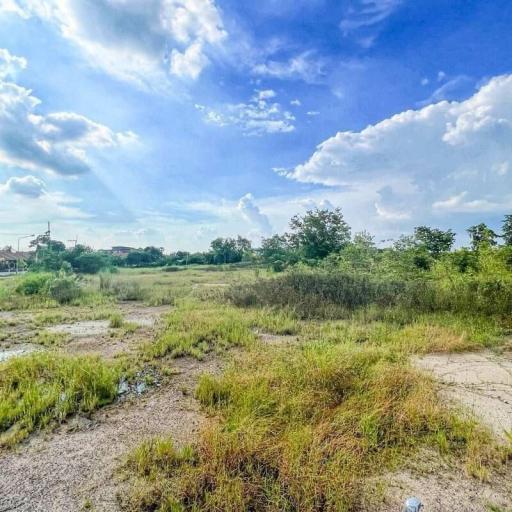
[0,353,120,447]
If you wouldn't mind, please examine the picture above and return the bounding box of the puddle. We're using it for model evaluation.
[0,344,41,362]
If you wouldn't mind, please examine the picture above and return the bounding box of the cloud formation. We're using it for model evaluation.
[0,175,90,222]
[237,193,272,235]
[0,49,136,175]
[1,0,227,90]
[0,175,46,197]
[287,74,512,219]
[340,0,403,47]
[195,89,295,135]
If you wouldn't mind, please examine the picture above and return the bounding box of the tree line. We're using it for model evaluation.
[21,210,512,274]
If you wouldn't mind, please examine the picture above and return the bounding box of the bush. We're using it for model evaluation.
[15,273,52,296]
[47,274,82,304]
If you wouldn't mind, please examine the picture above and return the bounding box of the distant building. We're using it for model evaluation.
[0,250,33,273]
[110,246,135,257]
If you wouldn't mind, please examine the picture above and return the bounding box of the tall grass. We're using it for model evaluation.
[227,270,512,318]
[122,342,508,511]
[0,353,120,447]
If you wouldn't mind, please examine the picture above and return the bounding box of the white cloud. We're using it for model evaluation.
[0,176,90,222]
[374,203,410,220]
[1,0,227,90]
[290,99,301,106]
[0,175,46,197]
[252,51,325,83]
[170,40,208,79]
[339,0,402,46]
[0,47,26,78]
[307,111,320,116]
[0,49,136,175]
[287,74,512,219]
[237,193,272,235]
[196,89,295,135]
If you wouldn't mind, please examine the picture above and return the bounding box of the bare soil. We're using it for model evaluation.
[0,356,223,512]
[364,451,512,512]
[415,350,512,440]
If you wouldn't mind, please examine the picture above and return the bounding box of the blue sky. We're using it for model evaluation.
[1,0,512,251]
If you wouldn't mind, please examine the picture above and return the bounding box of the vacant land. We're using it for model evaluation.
[0,266,511,511]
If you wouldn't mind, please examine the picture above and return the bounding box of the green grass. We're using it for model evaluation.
[123,341,509,511]
[142,301,302,360]
[34,330,70,347]
[0,353,120,447]
[109,312,125,328]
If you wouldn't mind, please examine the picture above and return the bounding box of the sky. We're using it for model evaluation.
[1,0,512,251]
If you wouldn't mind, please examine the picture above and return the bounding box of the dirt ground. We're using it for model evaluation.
[365,452,512,512]
[0,356,223,512]
[416,350,512,440]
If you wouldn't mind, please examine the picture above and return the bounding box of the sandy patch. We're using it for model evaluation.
[0,356,223,512]
[258,332,300,346]
[0,343,41,362]
[366,463,511,511]
[415,351,512,440]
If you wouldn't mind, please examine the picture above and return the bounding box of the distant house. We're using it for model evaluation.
[0,250,33,273]
[110,246,135,257]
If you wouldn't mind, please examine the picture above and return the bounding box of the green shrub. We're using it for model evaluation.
[15,273,52,296]
[47,274,82,304]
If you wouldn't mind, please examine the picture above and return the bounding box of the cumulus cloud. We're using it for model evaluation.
[0,49,136,175]
[287,74,512,219]
[0,175,46,197]
[1,0,227,90]
[0,177,90,222]
[237,193,272,234]
[195,89,295,135]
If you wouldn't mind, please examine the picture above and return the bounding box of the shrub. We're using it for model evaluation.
[47,274,82,304]
[15,273,52,296]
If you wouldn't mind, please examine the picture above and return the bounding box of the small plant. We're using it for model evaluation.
[109,312,124,328]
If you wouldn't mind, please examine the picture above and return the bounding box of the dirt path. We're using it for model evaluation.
[416,350,512,440]
[0,356,222,512]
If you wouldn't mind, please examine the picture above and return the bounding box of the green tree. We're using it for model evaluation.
[414,226,455,257]
[467,223,498,250]
[73,252,108,274]
[502,214,512,246]
[288,208,351,259]
[210,237,250,264]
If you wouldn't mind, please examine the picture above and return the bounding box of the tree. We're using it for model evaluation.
[414,226,455,257]
[73,252,108,274]
[261,235,291,262]
[502,214,512,246]
[288,208,351,259]
[210,238,237,264]
[467,223,498,250]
